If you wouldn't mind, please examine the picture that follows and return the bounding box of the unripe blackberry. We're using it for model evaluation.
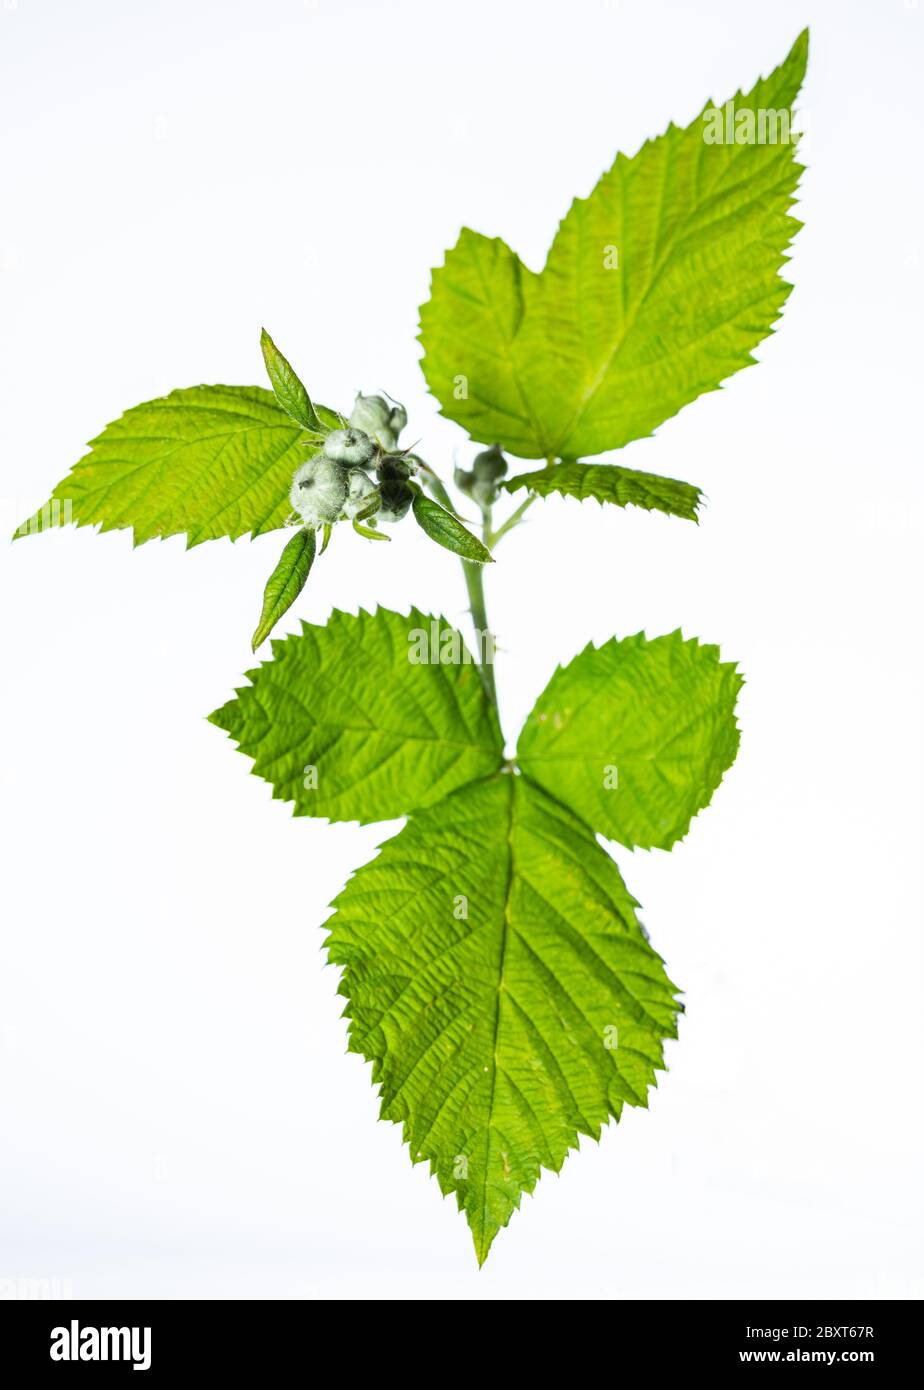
[472,445,507,483]
[377,479,413,523]
[342,468,380,519]
[349,394,397,450]
[289,456,349,525]
[323,427,377,467]
[377,455,412,481]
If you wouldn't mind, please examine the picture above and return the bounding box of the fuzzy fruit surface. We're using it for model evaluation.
[342,468,380,519]
[349,393,407,452]
[289,456,350,524]
[378,479,413,522]
[324,428,377,467]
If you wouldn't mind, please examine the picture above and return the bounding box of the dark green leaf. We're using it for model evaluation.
[412,492,493,564]
[251,526,316,651]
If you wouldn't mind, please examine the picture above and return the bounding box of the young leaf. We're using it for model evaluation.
[209,608,503,823]
[17,385,342,548]
[502,461,702,522]
[251,527,317,652]
[419,31,807,460]
[517,631,742,851]
[326,772,680,1265]
[260,328,325,435]
[412,492,493,564]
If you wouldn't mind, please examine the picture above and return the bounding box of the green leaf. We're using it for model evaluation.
[412,492,494,564]
[517,631,742,851]
[502,460,702,522]
[419,231,541,458]
[326,772,680,1264]
[209,608,503,823]
[251,526,316,652]
[16,384,347,548]
[419,30,807,460]
[260,328,325,435]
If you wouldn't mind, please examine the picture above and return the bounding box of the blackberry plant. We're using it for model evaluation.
[18,31,807,1264]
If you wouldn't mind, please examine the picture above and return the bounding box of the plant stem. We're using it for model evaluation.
[487,494,535,547]
[467,470,548,706]
[462,557,497,707]
[420,456,548,714]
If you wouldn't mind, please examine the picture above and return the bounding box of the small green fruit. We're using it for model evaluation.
[342,468,380,519]
[324,428,377,467]
[472,445,507,482]
[378,479,413,523]
[378,455,412,481]
[349,394,397,450]
[289,456,349,525]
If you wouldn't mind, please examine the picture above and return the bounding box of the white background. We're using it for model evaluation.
[1,0,922,1301]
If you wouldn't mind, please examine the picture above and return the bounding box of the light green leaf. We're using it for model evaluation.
[16,384,343,548]
[418,231,542,459]
[419,30,807,460]
[209,608,503,823]
[517,631,742,851]
[327,772,680,1264]
[502,460,702,522]
[252,526,316,652]
[260,328,325,435]
[412,492,494,564]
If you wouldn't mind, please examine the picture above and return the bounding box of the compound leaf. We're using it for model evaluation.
[419,30,807,460]
[517,631,742,851]
[209,607,503,823]
[502,460,702,521]
[327,772,680,1263]
[17,384,342,548]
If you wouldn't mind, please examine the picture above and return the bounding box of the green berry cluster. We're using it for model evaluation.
[289,394,423,537]
[252,332,495,648]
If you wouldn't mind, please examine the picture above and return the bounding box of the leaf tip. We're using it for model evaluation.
[473,1230,495,1269]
